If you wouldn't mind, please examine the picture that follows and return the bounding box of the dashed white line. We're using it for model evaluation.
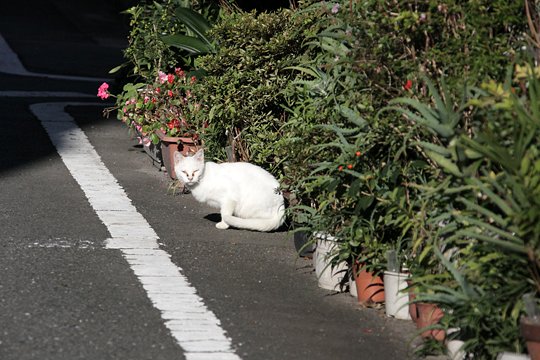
[31,102,241,360]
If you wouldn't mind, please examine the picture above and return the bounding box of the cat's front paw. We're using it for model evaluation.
[216,221,229,230]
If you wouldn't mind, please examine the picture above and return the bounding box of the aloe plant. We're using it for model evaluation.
[387,66,540,357]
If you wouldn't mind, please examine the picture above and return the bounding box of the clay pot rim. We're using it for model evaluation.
[520,316,540,342]
[156,129,198,144]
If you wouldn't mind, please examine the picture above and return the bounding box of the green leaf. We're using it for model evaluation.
[425,150,462,177]
[457,197,507,227]
[416,141,452,157]
[285,65,323,79]
[161,34,213,54]
[384,105,454,138]
[455,229,526,254]
[174,7,212,47]
[337,105,367,128]
[109,62,127,74]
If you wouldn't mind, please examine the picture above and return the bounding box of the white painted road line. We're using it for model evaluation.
[0,33,110,83]
[31,102,241,360]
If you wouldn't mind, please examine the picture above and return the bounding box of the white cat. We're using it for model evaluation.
[173,149,285,232]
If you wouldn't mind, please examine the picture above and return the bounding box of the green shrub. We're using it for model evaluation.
[191,8,317,170]
[121,0,183,80]
[390,63,540,358]
[120,0,220,81]
[282,0,526,261]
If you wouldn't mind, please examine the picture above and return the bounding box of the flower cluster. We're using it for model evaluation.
[97,82,110,100]
[100,67,202,143]
[338,150,362,171]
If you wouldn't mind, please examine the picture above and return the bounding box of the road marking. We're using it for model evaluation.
[31,102,241,360]
[0,33,110,83]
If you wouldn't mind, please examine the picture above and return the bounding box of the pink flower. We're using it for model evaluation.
[168,90,174,97]
[190,76,197,84]
[175,67,185,78]
[331,3,340,14]
[158,71,168,84]
[144,96,150,104]
[97,82,109,99]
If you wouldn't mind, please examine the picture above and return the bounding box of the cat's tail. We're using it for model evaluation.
[222,207,285,232]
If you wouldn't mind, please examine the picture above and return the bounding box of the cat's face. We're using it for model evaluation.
[174,149,205,186]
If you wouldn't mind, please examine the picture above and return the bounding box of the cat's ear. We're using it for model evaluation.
[193,148,204,161]
[173,151,184,163]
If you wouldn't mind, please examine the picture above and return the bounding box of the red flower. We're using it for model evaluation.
[167,119,181,130]
[403,79,413,91]
[190,76,197,84]
[338,165,344,171]
[168,90,174,97]
[355,151,362,157]
[167,74,175,84]
[347,164,353,169]
[175,67,185,78]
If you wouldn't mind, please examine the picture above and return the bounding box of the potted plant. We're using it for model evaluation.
[521,293,540,360]
[101,68,203,179]
[383,249,411,320]
[312,232,347,291]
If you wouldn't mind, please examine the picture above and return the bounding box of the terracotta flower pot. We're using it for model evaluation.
[157,130,199,179]
[353,263,385,305]
[415,302,445,342]
[407,281,418,322]
[520,316,540,360]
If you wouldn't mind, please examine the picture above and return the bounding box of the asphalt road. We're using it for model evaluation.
[0,1,423,359]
